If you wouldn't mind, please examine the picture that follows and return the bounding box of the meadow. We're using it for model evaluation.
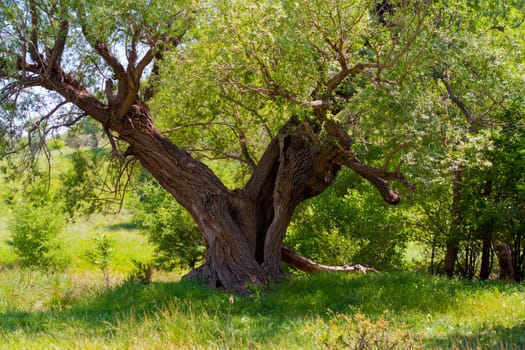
[0,209,524,349]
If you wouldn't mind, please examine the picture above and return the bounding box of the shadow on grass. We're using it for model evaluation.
[429,323,525,349]
[106,221,140,231]
[0,272,521,344]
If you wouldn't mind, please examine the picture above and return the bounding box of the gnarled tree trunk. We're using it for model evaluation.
[112,106,388,292]
[113,107,347,291]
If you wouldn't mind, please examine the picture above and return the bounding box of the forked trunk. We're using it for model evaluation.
[116,108,340,292]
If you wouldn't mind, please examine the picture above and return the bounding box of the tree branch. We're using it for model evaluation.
[28,0,41,63]
[441,76,476,129]
[93,42,127,80]
[282,245,378,273]
[45,19,69,75]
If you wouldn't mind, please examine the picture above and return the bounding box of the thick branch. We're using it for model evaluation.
[325,62,378,95]
[93,42,127,80]
[282,246,378,273]
[45,20,69,75]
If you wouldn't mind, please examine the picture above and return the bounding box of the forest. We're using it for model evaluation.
[0,0,524,348]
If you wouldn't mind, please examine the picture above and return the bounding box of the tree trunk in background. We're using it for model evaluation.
[479,238,492,280]
[496,243,516,281]
[444,169,462,277]
[444,245,458,277]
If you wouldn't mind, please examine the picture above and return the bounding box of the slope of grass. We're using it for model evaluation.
[0,271,523,349]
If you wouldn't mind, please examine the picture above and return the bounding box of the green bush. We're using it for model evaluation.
[132,177,204,270]
[286,170,410,270]
[318,311,423,349]
[7,202,69,273]
[85,233,114,288]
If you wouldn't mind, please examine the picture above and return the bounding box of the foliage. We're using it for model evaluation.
[6,202,69,273]
[58,150,107,218]
[456,105,525,279]
[85,233,115,288]
[126,258,153,285]
[132,175,204,270]
[64,119,104,149]
[318,311,422,349]
[286,170,410,270]
[58,147,134,219]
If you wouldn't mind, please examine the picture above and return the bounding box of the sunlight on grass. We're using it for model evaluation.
[0,271,523,349]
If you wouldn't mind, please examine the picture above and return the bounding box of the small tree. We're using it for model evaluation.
[7,202,69,274]
[85,233,115,288]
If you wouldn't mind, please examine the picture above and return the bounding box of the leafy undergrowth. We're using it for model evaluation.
[0,271,523,349]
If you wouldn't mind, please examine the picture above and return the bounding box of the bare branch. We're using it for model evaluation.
[381,142,408,174]
[228,78,323,108]
[28,101,68,132]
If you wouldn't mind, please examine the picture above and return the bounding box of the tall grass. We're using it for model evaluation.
[0,271,523,349]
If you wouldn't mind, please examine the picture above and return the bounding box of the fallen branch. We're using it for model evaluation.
[281,245,378,274]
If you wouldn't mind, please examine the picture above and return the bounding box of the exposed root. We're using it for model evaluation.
[281,245,378,274]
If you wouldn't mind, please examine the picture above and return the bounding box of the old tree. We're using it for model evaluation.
[1,0,505,291]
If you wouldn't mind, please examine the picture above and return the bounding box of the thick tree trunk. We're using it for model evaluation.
[115,109,344,292]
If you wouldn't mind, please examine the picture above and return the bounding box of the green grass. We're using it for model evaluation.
[0,270,523,349]
[64,212,153,274]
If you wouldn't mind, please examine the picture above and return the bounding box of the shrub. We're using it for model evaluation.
[318,311,423,350]
[7,202,69,273]
[85,233,114,288]
[286,170,410,270]
[132,177,204,270]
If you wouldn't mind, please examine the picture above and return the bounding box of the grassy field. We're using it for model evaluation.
[0,209,524,349]
[0,245,524,349]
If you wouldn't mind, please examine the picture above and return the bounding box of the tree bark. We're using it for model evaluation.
[495,243,516,281]
[444,169,462,277]
[479,237,492,280]
[114,110,349,291]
